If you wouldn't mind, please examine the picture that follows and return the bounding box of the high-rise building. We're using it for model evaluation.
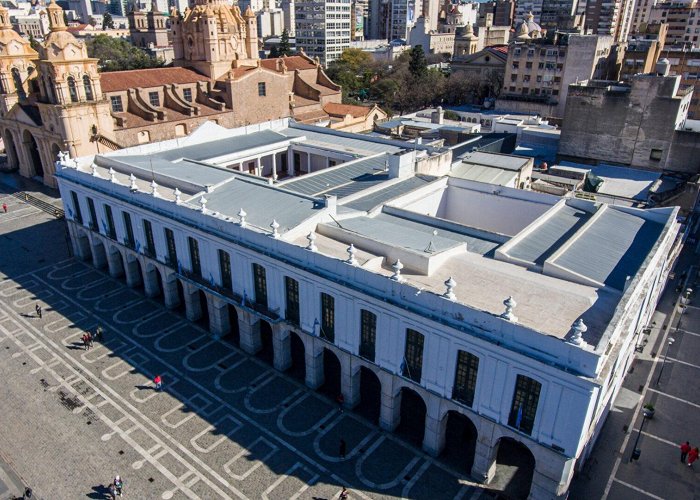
[477,0,515,28]
[295,0,351,66]
[497,19,615,118]
[388,0,417,40]
[630,0,659,35]
[648,0,700,46]
[583,0,636,42]
[281,0,296,36]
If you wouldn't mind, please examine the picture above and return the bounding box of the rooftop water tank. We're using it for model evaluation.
[656,58,670,77]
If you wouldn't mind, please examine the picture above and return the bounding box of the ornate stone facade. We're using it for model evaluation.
[0,0,342,188]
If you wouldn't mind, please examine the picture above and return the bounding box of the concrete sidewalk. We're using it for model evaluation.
[0,172,62,209]
[0,449,30,500]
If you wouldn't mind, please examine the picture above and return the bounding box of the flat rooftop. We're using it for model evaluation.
[58,119,679,349]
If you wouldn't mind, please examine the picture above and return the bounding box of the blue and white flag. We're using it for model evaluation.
[515,404,523,429]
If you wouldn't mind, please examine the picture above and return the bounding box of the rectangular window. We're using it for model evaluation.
[122,211,135,249]
[218,249,232,290]
[188,237,201,277]
[183,88,192,102]
[110,95,123,112]
[165,228,177,265]
[359,309,376,362]
[252,263,268,308]
[104,204,116,239]
[452,350,479,407]
[403,329,424,383]
[650,148,663,160]
[87,197,97,230]
[320,292,335,342]
[149,91,160,107]
[508,375,542,435]
[143,219,155,256]
[285,277,300,326]
[70,191,83,224]
[258,82,266,96]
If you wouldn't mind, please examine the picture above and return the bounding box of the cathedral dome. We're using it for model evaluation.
[515,12,543,39]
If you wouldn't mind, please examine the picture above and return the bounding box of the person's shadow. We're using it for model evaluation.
[87,484,113,499]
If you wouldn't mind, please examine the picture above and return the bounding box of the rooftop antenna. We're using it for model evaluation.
[425,229,437,253]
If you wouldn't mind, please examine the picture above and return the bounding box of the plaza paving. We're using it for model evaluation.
[0,189,493,499]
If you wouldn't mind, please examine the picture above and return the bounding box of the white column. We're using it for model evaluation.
[207,295,230,339]
[341,355,361,409]
[306,152,311,173]
[255,156,261,176]
[272,324,291,371]
[272,153,278,180]
[422,395,447,457]
[379,373,401,431]
[305,337,324,389]
[143,266,160,298]
[163,275,180,310]
[106,249,124,278]
[124,256,142,288]
[239,309,261,354]
[472,419,496,484]
[90,238,107,269]
[183,284,202,322]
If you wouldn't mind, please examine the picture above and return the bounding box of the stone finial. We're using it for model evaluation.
[91,163,99,177]
[238,208,247,227]
[567,318,587,346]
[199,195,207,212]
[306,231,317,252]
[129,174,138,191]
[443,276,456,301]
[109,167,116,183]
[270,219,280,238]
[391,259,404,282]
[501,296,517,322]
[150,179,159,197]
[346,244,357,265]
[173,188,181,204]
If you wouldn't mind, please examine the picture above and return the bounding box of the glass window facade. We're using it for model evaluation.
[403,328,424,382]
[219,249,232,290]
[359,309,376,362]
[508,375,542,435]
[285,277,300,326]
[320,292,335,342]
[253,263,268,308]
[188,237,201,277]
[452,350,479,407]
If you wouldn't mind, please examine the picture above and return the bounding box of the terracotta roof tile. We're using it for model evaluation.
[100,67,209,93]
[324,102,374,118]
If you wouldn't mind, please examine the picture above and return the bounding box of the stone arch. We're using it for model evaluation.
[255,319,274,365]
[287,331,305,381]
[89,235,107,269]
[50,143,61,163]
[356,365,382,424]
[319,347,341,400]
[144,261,164,302]
[83,75,94,101]
[196,289,210,328]
[4,128,18,170]
[225,304,240,346]
[67,76,78,102]
[488,435,537,500]
[106,244,125,279]
[441,410,479,475]
[73,225,93,262]
[22,129,43,179]
[396,386,427,447]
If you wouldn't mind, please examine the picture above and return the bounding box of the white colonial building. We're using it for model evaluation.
[54,119,680,499]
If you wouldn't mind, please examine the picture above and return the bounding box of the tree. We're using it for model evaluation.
[87,34,165,72]
[326,48,376,102]
[278,29,292,56]
[269,45,279,58]
[408,45,427,79]
[102,12,114,30]
[28,34,41,53]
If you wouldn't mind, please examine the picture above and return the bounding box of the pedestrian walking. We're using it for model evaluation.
[154,374,162,391]
[339,486,349,500]
[339,438,346,459]
[35,304,42,319]
[688,447,699,467]
[82,333,89,351]
[108,482,117,500]
[95,325,103,341]
[336,393,345,412]
[87,331,94,348]
[114,475,124,496]
[681,441,691,463]
[2,203,7,213]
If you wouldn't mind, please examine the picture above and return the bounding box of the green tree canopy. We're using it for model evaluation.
[326,48,376,102]
[102,12,114,30]
[408,45,427,78]
[278,29,292,56]
[87,34,165,72]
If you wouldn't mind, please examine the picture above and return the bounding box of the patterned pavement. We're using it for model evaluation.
[0,190,494,500]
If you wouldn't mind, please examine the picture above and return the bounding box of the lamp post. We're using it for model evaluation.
[655,337,676,386]
[630,411,651,461]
